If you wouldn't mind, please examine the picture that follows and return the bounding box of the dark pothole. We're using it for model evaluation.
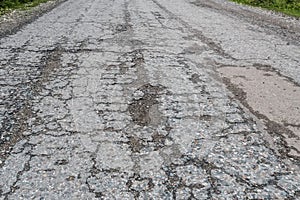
[115,24,132,33]
[128,84,166,126]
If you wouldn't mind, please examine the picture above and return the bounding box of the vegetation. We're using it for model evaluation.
[231,0,300,17]
[0,0,49,15]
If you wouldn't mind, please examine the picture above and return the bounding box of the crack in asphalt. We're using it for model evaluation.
[191,0,300,46]
[151,0,236,60]
[0,0,299,199]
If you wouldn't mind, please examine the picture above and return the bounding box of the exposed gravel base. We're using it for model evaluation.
[0,0,67,38]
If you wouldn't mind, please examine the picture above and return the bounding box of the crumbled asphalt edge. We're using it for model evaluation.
[191,0,300,46]
[0,0,67,38]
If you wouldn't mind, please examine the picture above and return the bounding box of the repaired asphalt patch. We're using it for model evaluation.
[218,65,300,157]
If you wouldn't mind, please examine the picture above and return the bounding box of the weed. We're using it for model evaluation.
[0,0,49,15]
[231,0,300,17]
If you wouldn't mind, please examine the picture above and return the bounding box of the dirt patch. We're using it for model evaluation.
[127,136,144,153]
[0,103,33,166]
[128,84,165,126]
[218,66,300,158]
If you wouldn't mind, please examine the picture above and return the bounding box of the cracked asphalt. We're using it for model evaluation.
[0,0,300,199]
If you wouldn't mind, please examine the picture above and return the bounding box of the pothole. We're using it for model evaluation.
[115,24,132,33]
[189,73,202,84]
[128,84,166,126]
[218,65,300,158]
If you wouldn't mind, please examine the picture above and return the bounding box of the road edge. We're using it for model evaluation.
[0,0,67,38]
[191,0,300,45]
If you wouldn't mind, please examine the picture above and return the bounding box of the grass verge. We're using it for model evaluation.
[0,0,49,16]
[231,0,300,18]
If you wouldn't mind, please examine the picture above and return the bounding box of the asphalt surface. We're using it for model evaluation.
[0,0,300,199]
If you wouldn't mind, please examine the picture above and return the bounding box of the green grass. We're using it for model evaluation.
[231,0,300,17]
[0,0,49,15]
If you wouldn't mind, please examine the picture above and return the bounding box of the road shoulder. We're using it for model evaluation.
[0,0,66,38]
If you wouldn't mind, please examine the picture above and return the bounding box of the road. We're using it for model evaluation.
[0,0,300,199]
